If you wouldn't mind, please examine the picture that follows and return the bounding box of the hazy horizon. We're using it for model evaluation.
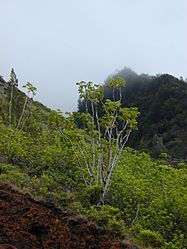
[1,0,187,112]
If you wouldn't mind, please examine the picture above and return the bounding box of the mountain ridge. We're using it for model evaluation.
[78,68,187,160]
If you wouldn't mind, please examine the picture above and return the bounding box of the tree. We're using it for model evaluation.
[61,77,140,205]
[16,82,37,130]
[8,68,18,128]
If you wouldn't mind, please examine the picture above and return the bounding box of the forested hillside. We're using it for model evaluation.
[106,69,187,160]
[0,70,187,249]
[78,68,187,160]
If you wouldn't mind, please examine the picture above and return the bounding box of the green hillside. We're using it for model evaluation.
[0,72,51,133]
[0,71,187,248]
[79,68,187,160]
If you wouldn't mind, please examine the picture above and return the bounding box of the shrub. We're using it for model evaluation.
[86,205,126,238]
[0,163,28,187]
[137,229,164,248]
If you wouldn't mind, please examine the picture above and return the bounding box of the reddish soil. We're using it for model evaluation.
[0,185,138,249]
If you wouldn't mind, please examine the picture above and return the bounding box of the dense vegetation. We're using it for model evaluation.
[78,68,187,160]
[0,70,187,248]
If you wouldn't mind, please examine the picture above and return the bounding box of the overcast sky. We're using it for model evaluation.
[1,0,187,112]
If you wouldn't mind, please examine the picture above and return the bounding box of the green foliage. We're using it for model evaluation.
[48,109,65,129]
[137,229,164,248]
[0,72,50,133]
[107,76,126,89]
[109,150,187,246]
[158,152,168,160]
[176,162,186,169]
[0,162,79,209]
[78,185,103,206]
[101,70,187,160]
[0,70,187,248]
[0,123,81,190]
[16,82,37,130]
[75,78,139,204]
[0,163,27,187]
[163,232,185,249]
[0,124,32,163]
[86,205,126,237]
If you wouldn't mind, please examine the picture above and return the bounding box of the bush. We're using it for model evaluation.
[86,205,126,238]
[137,229,164,248]
[0,163,28,187]
[162,232,186,249]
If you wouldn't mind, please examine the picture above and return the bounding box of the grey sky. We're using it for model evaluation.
[1,0,187,112]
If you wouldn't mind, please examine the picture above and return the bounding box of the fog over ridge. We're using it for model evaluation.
[1,0,187,112]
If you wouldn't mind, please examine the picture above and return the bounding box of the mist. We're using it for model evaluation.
[1,0,187,112]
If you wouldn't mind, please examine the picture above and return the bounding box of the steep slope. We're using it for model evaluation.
[0,74,51,132]
[103,69,187,160]
[0,184,138,249]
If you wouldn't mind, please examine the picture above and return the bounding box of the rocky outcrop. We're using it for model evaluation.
[0,185,138,249]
